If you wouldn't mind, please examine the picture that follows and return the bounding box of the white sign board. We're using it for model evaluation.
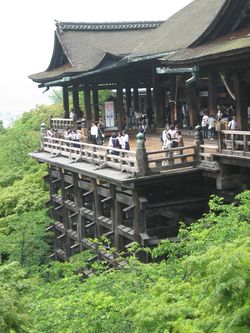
[104,101,115,127]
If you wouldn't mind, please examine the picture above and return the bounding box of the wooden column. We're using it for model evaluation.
[92,88,99,122]
[111,185,123,251]
[91,179,100,237]
[125,87,132,118]
[169,74,176,125]
[233,71,248,130]
[63,87,70,118]
[208,72,218,116]
[187,84,199,128]
[146,86,153,127]
[59,168,71,260]
[84,85,92,129]
[73,174,83,251]
[72,85,80,119]
[133,86,139,111]
[116,83,124,130]
[152,66,164,127]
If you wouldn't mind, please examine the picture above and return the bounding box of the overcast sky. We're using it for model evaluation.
[0,0,192,116]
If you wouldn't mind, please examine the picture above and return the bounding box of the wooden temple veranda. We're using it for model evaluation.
[29,0,250,263]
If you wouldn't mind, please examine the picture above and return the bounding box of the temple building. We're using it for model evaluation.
[29,0,250,263]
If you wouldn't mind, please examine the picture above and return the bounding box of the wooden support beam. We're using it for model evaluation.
[63,86,70,118]
[233,71,248,130]
[72,85,80,119]
[208,72,218,116]
[84,85,92,128]
[92,88,99,121]
[116,83,124,130]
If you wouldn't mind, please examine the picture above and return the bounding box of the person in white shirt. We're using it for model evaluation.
[201,113,209,139]
[90,122,98,144]
[228,116,237,130]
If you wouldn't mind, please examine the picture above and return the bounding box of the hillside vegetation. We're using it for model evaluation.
[0,104,249,333]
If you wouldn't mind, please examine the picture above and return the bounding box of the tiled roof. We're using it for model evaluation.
[164,27,250,64]
[130,0,227,56]
[30,20,162,83]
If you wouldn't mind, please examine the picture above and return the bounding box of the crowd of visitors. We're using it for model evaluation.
[200,105,237,140]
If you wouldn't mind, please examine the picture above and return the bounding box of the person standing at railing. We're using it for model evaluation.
[90,122,98,144]
[228,116,237,130]
[201,112,209,139]
[208,115,216,140]
[97,122,105,145]
[122,130,130,150]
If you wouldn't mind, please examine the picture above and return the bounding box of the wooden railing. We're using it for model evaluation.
[50,118,77,130]
[218,130,250,157]
[42,137,138,174]
[146,145,197,172]
[41,137,198,175]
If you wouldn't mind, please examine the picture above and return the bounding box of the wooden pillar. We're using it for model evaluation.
[72,85,80,119]
[233,71,248,130]
[133,86,139,111]
[169,74,176,125]
[92,88,99,122]
[116,83,124,130]
[91,179,100,237]
[84,85,92,129]
[146,86,153,127]
[152,66,164,127]
[111,185,123,251]
[208,72,218,116]
[187,84,199,128]
[133,191,148,262]
[63,87,70,118]
[125,87,131,116]
[59,168,71,260]
[73,174,83,250]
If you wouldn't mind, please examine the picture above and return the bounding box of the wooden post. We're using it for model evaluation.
[116,83,124,130]
[73,175,83,250]
[91,179,100,237]
[136,133,150,176]
[72,85,80,119]
[152,66,164,127]
[208,72,218,116]
[146,86,153,127]
[125,87,131,127]
[59,168,71,260]
[63,86,70,118]
[92,88,99,122]
[84,85,92,129]
[187,83,199,128]
[133,86,139,112]
[233,71,248,130]
[169,74,176,125]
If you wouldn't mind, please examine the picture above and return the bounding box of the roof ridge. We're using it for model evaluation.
[55,20,164,33]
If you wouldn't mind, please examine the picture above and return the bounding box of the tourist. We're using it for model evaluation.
[108,132,120,155]
[97,122,105,145]
[208,115,216,140]
[201,112,209,139]
[121,130,130,150]
[228,116,237,130]
[90,122,98,144]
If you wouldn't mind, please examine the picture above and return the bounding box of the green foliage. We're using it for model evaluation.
[0,210,52,267]
[1,103,250,333]
[0,262,32,332]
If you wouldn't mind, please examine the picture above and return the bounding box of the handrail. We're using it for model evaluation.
[218,130,250,156]
[146,145,197,171]
[43,137,137,174]
[41,136,199,175]
[50,118,77,130]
